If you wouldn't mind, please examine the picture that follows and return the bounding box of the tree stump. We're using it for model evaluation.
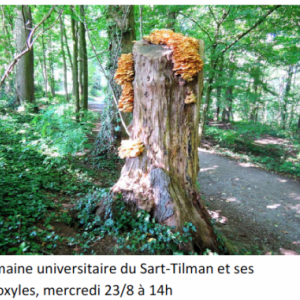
[112,40,218,252]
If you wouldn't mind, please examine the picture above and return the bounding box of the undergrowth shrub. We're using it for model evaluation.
[32,104,98,159]
[205,121,300,177]
[0,103,96,254]
[72,188,197,255]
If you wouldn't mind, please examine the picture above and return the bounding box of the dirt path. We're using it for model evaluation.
[198,148,300,255]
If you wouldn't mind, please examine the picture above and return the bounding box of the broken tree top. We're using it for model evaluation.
[143,29,203,82]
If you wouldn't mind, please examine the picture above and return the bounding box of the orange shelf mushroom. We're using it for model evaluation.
[143,29,203,82]
[114,54,134,85]
[114,54,135,112]
[118,139,145,159]
[118,82,134,112]
[184,92,196,104]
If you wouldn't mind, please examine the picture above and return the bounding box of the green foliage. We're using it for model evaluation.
[205,121,300,177]
[32,104,97,159]
[0,102,96,254]
[72,188,197,255]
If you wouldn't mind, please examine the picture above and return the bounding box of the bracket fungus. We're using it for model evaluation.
[184,92,196,104]
[143,29,203,82]
[118,82,134,112]
[114,54,134,112]
[118,139,145,159]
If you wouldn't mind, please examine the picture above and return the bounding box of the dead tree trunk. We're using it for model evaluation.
[112,41,218,253]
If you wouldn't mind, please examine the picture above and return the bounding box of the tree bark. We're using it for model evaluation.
[112,41,218,253]
[80,5,88,111]
[215,55,224,121]
[48,34,55,98]
[41,23,48,97]
[199,43,217,141]
[119,5,136,54]
[1,6,14,95]
[107,5,136,141]
[222,55,235,122]
[282,65,293,129]
[59,15,69,101]
[71,7,80,121]
[118,5,136,139]
[16,5,35,104]
[79,21,83,99]
[63,16,73,72]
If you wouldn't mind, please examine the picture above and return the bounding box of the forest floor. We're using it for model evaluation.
[50,98,122,255]
[4,98,298,255]
[199,148,300,255]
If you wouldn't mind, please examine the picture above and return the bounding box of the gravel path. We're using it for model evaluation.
[198,148,300,255]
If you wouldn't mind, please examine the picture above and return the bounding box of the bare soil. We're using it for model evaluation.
[198,148,300,255]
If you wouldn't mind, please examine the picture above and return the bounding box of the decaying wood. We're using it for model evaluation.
[111,40,218,253]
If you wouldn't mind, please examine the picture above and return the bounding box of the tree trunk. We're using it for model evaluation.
[222,108,230,123]
[119,5,136,139]
[59,15,69,101]
[63,17,73,72]
[108,5,136,141]
[16,5,35,104]
[80,5,88,111]
[112,41,218,253]
[222,53,235,123]
[250,105,259,122]
[282,65,293,129]
[215,55,224,121]
[48,34,55,97]
[216,106,220,121]
[92,5,136,156]
[222,87,233,122]
[71,7,80,122]
[41,24,48,97]
[79,22,83,99]
[199,74,213,137]
[199,44,218,142]
[1,6,14,95]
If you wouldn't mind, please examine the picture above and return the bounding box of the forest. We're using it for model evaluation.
[0,5,300,255]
